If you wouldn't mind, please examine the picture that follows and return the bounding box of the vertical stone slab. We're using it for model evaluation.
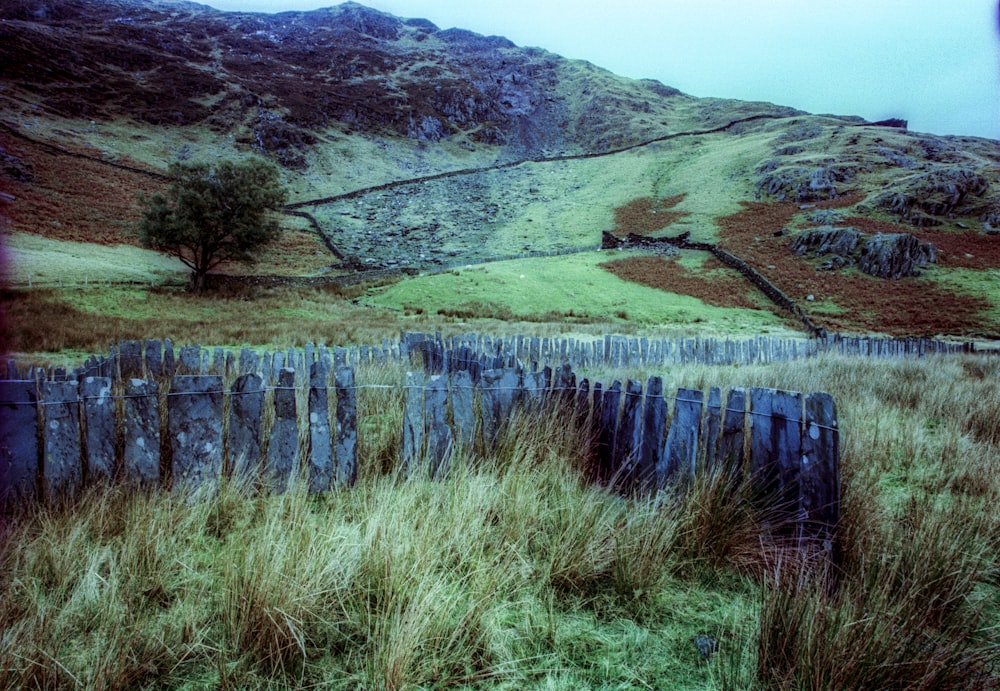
[402,372,425,476]
[450,370,475,452]
[308,361,333,493]
[211,348,226,376]
[238,348,256,375]
[425,375,452,478]
[228,373,264,483]
[576,379,590,426]
[265,368,298,494]
[637,376,666,493]
[597,381,621,485]
[658,388,703,487]
[178,345,201,375]
[333,346,348,370]
[119,340,143,380]
[145,340,163,379]
[554,363,576,405]
[719,388,747,480]
[80,376,115,485]
[335,367,358,487]
[42,381,82,501]
[0,381,39,505]
[702,387,723,475]
[802,392,840,549]
[169,375,224,497]
[481,368,520,450]
[521,369,548,409]
[615,379,643,489]
[163,338,175,377]
[271,351,285,385]
[749,388,802,509]
[123,379,159,486]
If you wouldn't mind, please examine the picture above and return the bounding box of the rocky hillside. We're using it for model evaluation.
[0,0,799,167]
[2,0,999,338]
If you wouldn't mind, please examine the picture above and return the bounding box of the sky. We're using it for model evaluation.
[200,0,1000,140]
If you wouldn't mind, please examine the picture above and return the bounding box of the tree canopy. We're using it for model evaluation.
[139,158,288,291]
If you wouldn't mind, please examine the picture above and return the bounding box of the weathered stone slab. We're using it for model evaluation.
[308,361,333,493]
[615,379,643,489]
[749,388,802,507]
[123,379,160,486]
[335,367,357,486]
[801,392,840,547]
[265,368,298,493]
[597,381,621,484]
[211,348,226,376]
[702,387,723,474]
[228,373,264,483]
[719,388,747,480]
[145,340,163,379]
[178,345,201,375]
[659,388,703,487]
[425,375,452,478]
[169,375,224,497]
[0,381,38,504]
[80,376,115,484]
[43,380,81,501]
[119,340,143,379]
[163,338,175,377]
[637,376,666,492]
[451,370,475,452]
[402,372,424,476]
[481,368,520,450]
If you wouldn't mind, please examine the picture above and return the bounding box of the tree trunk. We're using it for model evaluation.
[189,271,206,293]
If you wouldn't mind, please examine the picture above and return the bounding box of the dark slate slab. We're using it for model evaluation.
[450,370,475,452]
[402,372,424,476]
[145,340,163,379]
[425,374,452,478]
[335,367,357,486]
[265,368,298,494]
[702,387,723,475]
[228,373,264,483]
[719,388,747,481]
[0,381,38,505]
[42,380,82,501]
[616,379,643,489]
[169,375,224,497]
[308,361,333,493]
[802,392,840,548]
[659,388,703,487]
[637,376,666,493]
[119,340,143,379]
[597,381,621,485]
[80,376,115,485]
[123,379,160,487]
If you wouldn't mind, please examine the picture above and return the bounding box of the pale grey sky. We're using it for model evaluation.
[201,0,1000,140]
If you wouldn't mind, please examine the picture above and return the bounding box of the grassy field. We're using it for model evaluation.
[365,252,801,337]
[1,353,998,689]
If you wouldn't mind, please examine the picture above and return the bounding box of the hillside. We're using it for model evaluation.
[2,0,999,339]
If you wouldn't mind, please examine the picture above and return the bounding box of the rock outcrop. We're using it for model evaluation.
[791,226,937,279]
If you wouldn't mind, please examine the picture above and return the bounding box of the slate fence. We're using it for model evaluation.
[0,331,974,387]
[0,340,840,555]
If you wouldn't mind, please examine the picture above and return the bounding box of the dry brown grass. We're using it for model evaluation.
[599,254,778,312]
[611,194,689,237]
[715,200,993,336]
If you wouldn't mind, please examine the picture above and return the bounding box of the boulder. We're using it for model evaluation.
[790,226,863,258]
[858,233,937,279]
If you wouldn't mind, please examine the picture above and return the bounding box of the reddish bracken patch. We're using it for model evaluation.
[716,201,993,336]
[612,194,689,237]
[600,254,782,314]
[2,134,164,246]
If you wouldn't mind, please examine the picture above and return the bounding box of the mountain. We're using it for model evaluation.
[2,0,999,338]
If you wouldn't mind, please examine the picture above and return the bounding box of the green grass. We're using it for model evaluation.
[366,252,801,336]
